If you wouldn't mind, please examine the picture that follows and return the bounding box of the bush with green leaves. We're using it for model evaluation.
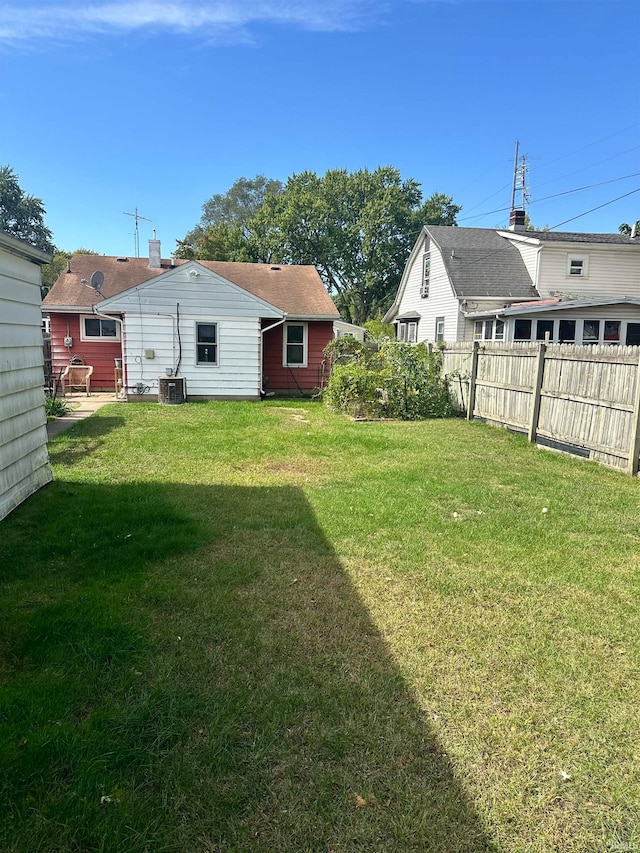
[324,341,455,420]
[44,396,72,418]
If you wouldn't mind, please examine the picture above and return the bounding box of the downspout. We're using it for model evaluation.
[260,316,287,396]
[92,306,128,401]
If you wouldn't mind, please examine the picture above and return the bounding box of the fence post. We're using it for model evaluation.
[627,354,640,476]
[466,341,479,421]
[528,342,546,443]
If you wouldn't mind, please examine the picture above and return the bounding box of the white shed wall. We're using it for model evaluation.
[0,247,51,520]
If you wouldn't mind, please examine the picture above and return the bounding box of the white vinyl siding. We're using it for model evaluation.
[0,246,52,520]
[395,242,459,343]
[537,245,640,300]
[103,265,282,399]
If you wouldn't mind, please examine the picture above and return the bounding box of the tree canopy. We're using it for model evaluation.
[177,167,461,324]
[0,165,54,254]
[619,221,639,236]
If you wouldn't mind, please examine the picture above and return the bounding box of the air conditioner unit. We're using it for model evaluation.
[158,376,186,405]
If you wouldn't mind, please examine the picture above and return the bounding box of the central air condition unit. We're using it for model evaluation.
[158,376,186,405]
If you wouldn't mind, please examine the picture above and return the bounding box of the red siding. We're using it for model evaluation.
[262,320,333,393]
[50,313,123,390]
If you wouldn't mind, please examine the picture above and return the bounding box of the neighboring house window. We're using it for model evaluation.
[604,321,621,342]
[582,320,600,344]
[283,322,307,367]
[473,319,504,342]
[435,317,445,342]
[81,315,120,340]
[397,321,418,343]
[421,254,431,298]
[567,256,588,277]
[559,320,576,343]
[536,320,554,341]
[514,319,532,341]
[196,322,218,365]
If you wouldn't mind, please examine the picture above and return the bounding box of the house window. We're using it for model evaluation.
[81,315,120,340]
[514,319,532,341]
[473,319,504,342]
[567,256,588,277]
[435,317,445,342]
[604,321,621,342]
[536,320,554,341]
[284,322,307,367]
[397,321,418,343]
[196,322,218,365]
[495,319,505,341]
[582,320,600,344]
[559,320,576,343]
[421,254,431,298]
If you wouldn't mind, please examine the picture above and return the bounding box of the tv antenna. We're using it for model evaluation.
[123,207,152,257]
[510,140,530,214]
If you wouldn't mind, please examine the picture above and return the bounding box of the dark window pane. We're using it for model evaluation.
[604,321,620,341]
[197,344,217,363]
[514,319,532,340]
[84,318,101,336]
[287,325,304,344]
[287,344,304,364]
[101,320,116,337]
[536,320,554,341]
[559,320,576,342]
[583,320,600,342]
[197,324,217,344]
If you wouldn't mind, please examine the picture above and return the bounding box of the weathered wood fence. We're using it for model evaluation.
[441,342,640,475]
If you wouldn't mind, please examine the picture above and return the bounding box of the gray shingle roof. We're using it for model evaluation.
[426,226,538,300]
[525,231,638,245]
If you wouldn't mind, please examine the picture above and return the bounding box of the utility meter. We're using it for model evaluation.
[64,336,73,347]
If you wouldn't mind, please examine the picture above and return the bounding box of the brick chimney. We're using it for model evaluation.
[509,209,526,232]
[149,232,161,268]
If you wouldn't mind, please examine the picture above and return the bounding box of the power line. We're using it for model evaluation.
[548,188,640,231]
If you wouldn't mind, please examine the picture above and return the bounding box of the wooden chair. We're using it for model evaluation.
[61,364,94,396]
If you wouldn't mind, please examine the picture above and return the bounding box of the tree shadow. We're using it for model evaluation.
[47,416,127,466]
[0,480,496,852]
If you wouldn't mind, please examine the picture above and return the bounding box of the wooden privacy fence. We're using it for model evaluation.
[441,341,640,475]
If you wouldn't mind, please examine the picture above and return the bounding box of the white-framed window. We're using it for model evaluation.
[567,255,589,278]
[283,322,307,367]
[435,316,445,342]
[514,319,532,341]
[421,254,431,298]
[397,321,418,343]
[80,315,120,341]
[196,322,218,365]
[474,318,505,342]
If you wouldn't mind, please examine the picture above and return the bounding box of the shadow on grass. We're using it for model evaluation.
[0,480,496,852]
[47,416,128,466]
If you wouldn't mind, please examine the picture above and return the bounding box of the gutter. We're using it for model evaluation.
[92,305,128,401]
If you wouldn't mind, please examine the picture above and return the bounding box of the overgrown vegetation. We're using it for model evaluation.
[323,339,456,419]
[44,395,72,418]
[1,402,638,852]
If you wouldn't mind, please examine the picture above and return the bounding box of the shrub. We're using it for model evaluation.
[324,341,455,420]
[45,396,72,418]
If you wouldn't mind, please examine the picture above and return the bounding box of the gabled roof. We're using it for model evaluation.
[43,255,340,318]
[426,226,538,300]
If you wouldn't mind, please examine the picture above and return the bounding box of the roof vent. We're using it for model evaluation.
[116,257,129,262]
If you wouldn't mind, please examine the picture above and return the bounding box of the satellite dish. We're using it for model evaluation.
[90,270,104,293]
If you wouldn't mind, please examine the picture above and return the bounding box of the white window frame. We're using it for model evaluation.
[195,321,219,367]
[567,255,589,278]
[283,322,308,368]
[474,318,505,342]
[420,254,431,298]
[435,316,445,342]
[80,314,120,341]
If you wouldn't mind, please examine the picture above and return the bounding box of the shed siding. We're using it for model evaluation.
[396,245,460,343]
[537,246,640,299]
[263,322,333,392]
[0,247,52,520]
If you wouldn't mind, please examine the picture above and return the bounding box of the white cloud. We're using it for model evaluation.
[0,0,383,44]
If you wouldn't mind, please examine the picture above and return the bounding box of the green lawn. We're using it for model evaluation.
[1,401,638,852]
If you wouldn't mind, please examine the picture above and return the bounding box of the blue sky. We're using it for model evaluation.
[0,0,638,258]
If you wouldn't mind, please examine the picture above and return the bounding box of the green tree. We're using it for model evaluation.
[250,167,460,324]
[176,175,282,260]
[619,221,639,236]
[0,165,54,253]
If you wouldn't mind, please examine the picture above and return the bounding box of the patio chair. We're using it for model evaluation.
[61,364,94,396]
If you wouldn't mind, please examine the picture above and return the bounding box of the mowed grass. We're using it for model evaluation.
[1,400,639,852]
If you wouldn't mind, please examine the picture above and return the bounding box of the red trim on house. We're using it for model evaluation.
[262,320,333,393]
[50,313,122,390]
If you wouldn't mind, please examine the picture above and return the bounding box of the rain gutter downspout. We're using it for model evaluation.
[260,315,287,396]
[92,305,128,401]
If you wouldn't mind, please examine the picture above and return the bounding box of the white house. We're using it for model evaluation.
[0,232,52,521]
[384,216,640,346]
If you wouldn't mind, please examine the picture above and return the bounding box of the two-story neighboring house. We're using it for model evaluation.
[384,215,640,345]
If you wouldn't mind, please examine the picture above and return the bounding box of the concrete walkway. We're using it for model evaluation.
[46,392,121,439]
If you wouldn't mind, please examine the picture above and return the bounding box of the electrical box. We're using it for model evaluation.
[144,349,155,359]
[64,336,73,347]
